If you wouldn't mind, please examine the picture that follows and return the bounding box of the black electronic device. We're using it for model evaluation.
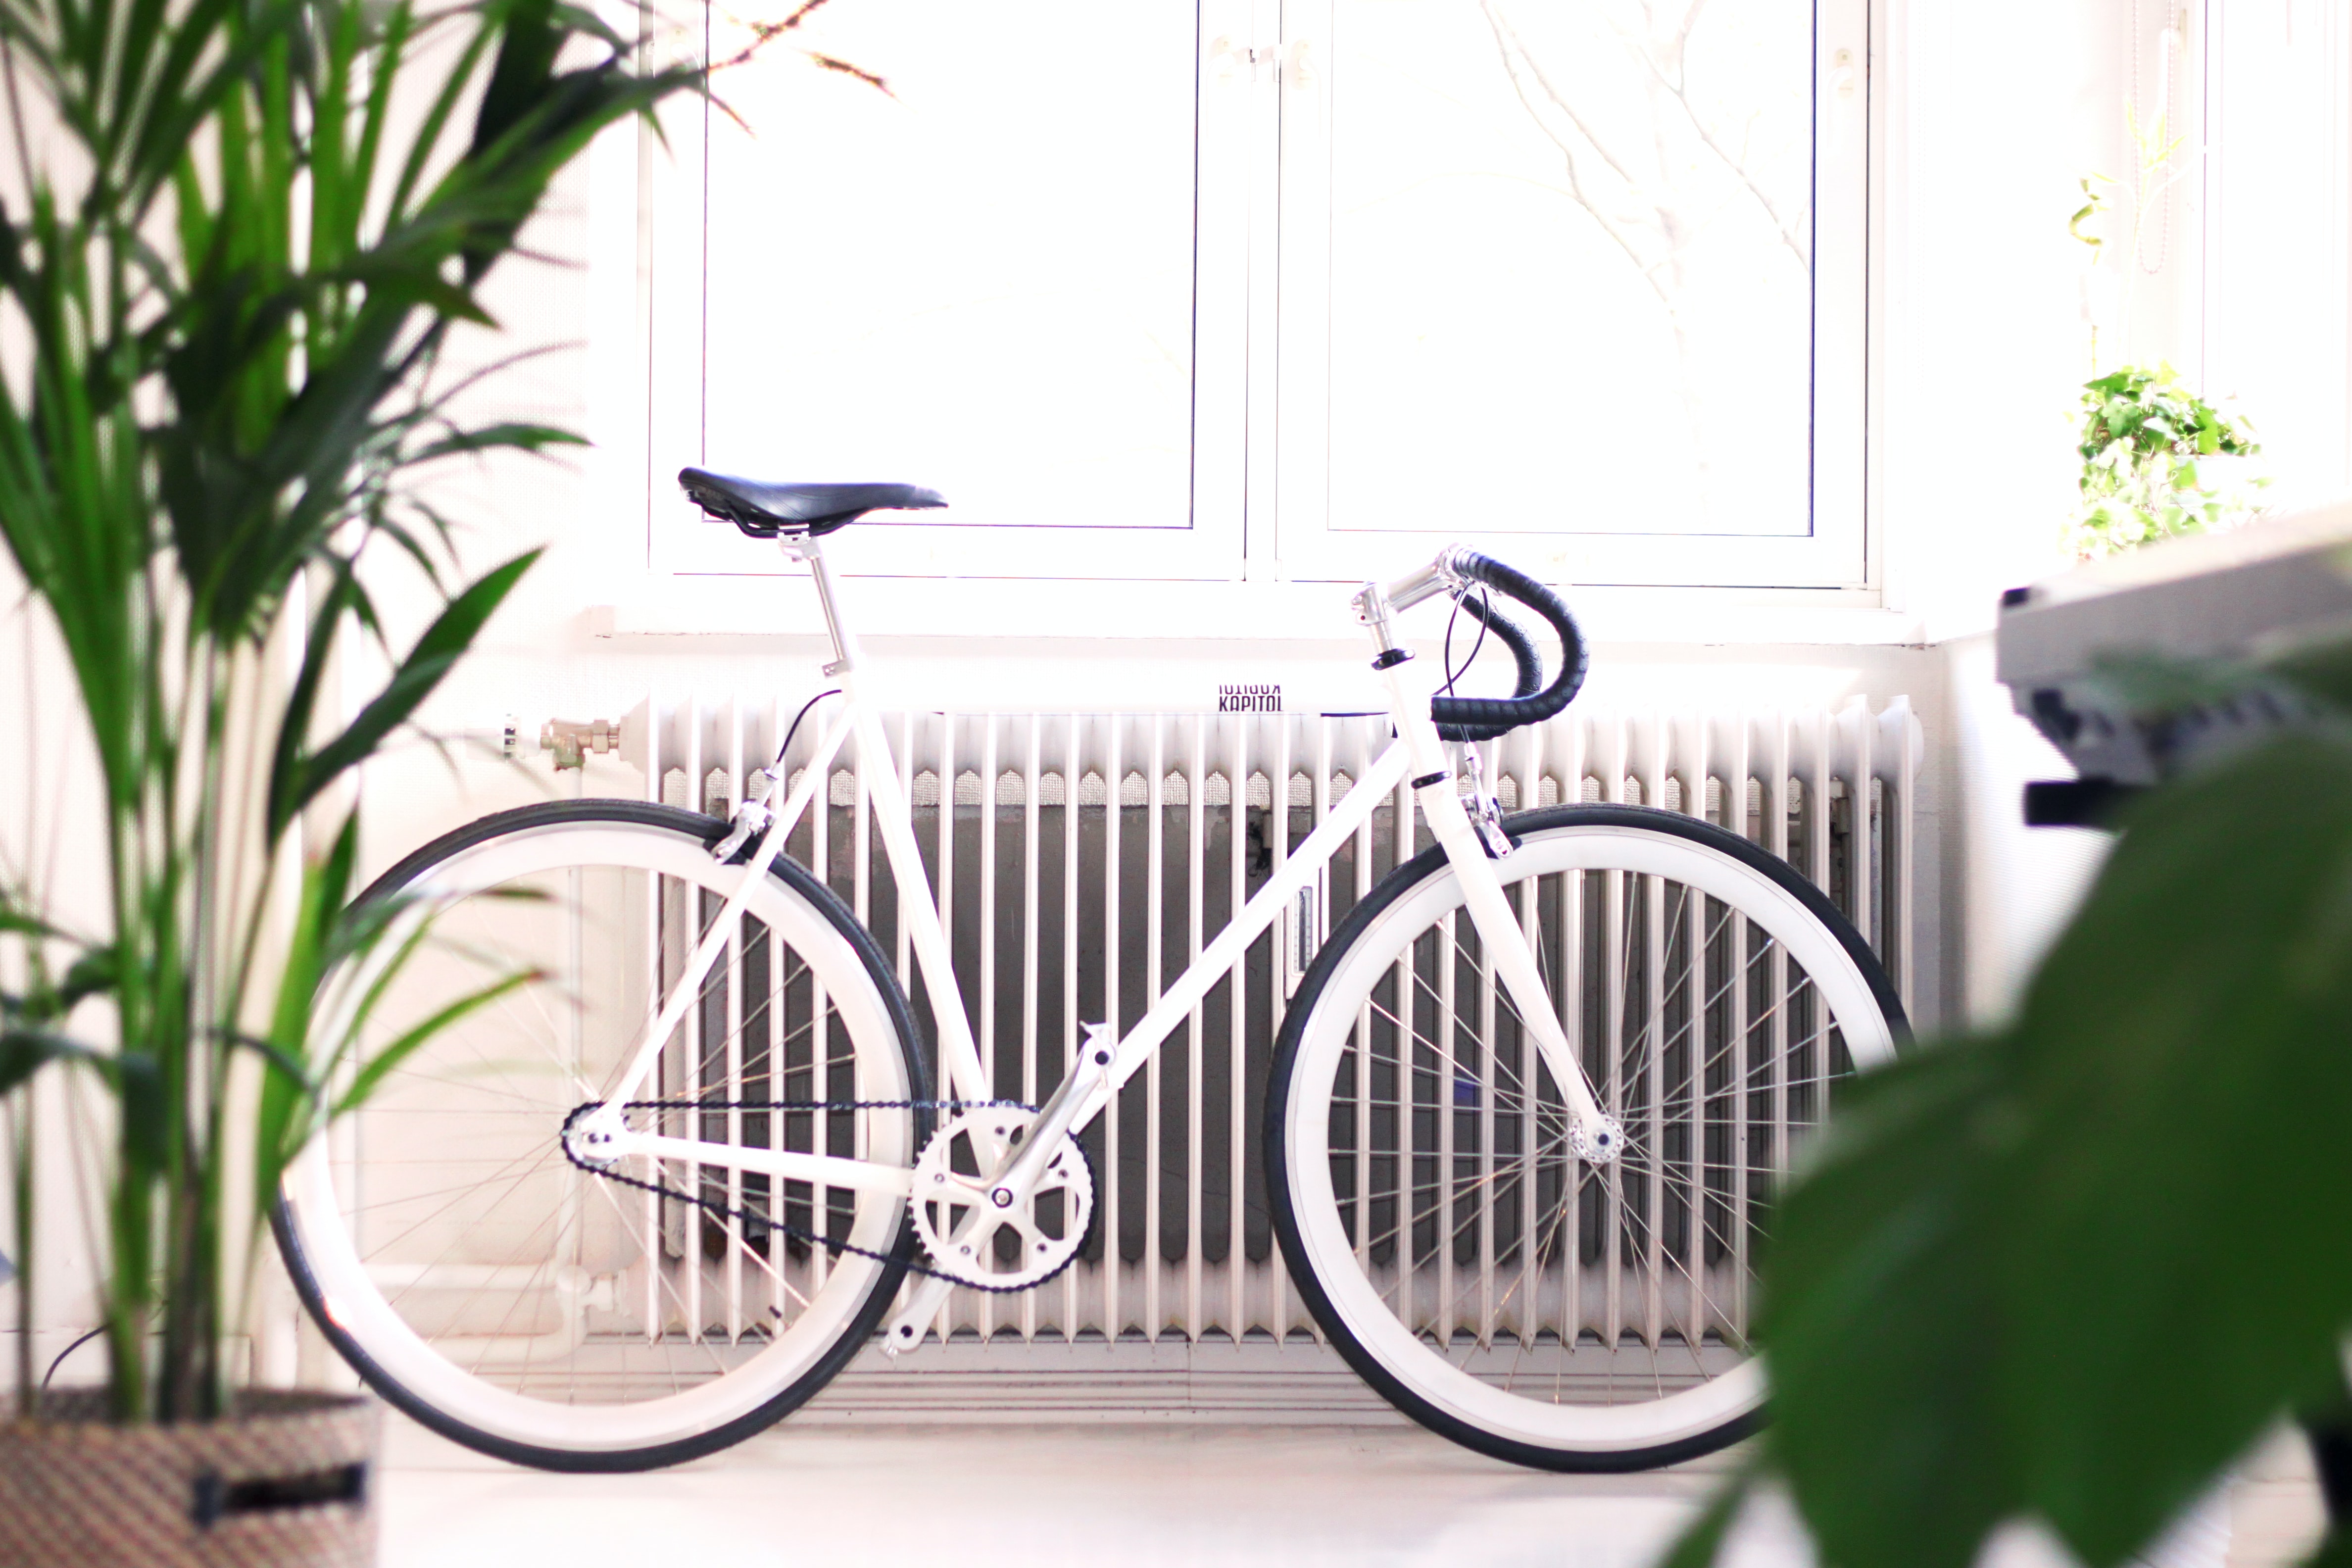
[1995,499,2352,824]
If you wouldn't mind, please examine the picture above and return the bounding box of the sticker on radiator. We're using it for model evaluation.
[1217,683,1282,713]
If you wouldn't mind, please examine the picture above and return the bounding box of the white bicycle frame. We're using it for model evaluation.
[569,533,1617,1351]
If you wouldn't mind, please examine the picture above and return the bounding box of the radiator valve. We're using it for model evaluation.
[542,717,620,770]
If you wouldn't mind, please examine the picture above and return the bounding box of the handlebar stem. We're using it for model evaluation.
[1383,546,1474,615]
[1354,546,1475,662]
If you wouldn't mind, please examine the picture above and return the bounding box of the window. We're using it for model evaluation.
[644,0,1870,588]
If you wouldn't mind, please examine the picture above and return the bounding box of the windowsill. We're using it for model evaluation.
[587,576,1930,648]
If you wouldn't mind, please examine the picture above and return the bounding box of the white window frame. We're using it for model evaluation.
[1271,0,1873,589]
[625,0,1881,604]
[640,0,1254,584]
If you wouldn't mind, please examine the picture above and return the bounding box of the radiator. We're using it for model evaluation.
[595,696,1923,1346]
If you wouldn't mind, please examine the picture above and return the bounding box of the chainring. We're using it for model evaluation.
[910,1106,1094,1291]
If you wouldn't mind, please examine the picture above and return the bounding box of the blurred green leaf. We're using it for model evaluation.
[1998,734,2352,1561]
[275,547,540,832]
[1658,1470,1756,1568]
[2270,642,2352,714]
[2304,1528,2352,1568]
[0,1030,96,1094]
[58,947,119,1011]
[1727,725,2352,1568]
[1761,1034,2025,1568]
[332,967,545,1119]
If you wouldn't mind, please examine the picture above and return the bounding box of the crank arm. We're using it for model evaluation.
[881,1029,1117,1355]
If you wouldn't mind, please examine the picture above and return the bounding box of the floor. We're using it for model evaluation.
[377,1414,2329,1568]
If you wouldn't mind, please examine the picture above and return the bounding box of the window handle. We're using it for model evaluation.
[1208,34,1259,83]
[1206,34,1309,88]
[1283,37,1314,91]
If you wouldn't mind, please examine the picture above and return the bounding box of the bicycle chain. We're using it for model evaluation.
[558,1099,1091,1296]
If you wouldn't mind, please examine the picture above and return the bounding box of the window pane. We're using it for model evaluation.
[1324,0,1814,537]
[698,3,1200,529]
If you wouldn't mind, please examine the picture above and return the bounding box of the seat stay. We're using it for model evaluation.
[593,699,859,1116]
[850,688,994,1105]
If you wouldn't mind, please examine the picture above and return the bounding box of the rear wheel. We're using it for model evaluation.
[1268,805,1905,1470]
[275,800,929,1471]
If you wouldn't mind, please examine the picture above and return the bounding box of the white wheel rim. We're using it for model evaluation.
[284,821,912,1454]
[1284,822,1898,1455]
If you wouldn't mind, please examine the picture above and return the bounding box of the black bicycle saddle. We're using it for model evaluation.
[679,468,947,538]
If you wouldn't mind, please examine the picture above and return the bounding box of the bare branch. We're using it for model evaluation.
[1483,0,1640,193]
[708,1,890,95]
[1476,0,1670,308]
[1613,3,1810,269]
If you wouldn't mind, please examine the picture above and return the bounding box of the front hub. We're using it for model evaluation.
[1570,1114,1625,1166]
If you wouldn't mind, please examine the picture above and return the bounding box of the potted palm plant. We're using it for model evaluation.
[0,0,695,1559]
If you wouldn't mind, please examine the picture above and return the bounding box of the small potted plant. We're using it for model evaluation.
[2065,124,2266,560]
[2070,363,2265,558]
[0,0,694,1560]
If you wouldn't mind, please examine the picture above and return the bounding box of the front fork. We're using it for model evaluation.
[1362,580,1625,1166]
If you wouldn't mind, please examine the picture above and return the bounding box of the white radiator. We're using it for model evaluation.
[597,696,1923,1346]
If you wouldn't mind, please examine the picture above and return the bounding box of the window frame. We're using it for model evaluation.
[1270,0,1874,589]
[629,0,1881,598]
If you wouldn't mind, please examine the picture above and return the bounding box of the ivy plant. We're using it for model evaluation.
[2073,365,2265,558]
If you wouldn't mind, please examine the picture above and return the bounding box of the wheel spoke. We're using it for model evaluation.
[280,808,917,1460]
[1280,817,1899,1456]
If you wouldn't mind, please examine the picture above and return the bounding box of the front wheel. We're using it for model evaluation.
[275,800,931,1470]
[1267,805,1906,1471]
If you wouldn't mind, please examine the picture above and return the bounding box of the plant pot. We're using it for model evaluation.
[0,1389,379,1567]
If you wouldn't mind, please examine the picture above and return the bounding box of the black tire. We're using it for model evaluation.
[274,799,931,1472]
[1266,804,1907,1471]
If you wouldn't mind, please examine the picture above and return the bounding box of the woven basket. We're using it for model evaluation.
[0,1390,379,1568]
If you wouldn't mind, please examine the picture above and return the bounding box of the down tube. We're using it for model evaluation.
[1091,737,1416,1104]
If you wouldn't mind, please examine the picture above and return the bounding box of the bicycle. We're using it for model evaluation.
[274,469,1907,1473]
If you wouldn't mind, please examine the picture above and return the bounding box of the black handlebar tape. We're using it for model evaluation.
[1453,592,1544,700]
[1430,554,1589,743]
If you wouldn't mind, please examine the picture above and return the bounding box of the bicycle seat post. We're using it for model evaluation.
[782,532,860,678]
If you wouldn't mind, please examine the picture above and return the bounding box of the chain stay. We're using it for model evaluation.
[559,1099,1085,1296]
